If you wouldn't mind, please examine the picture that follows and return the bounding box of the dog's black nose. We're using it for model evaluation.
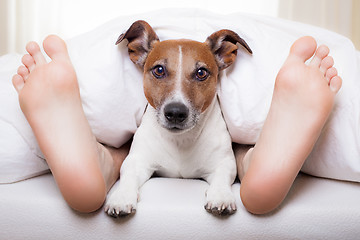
[164,102,189,124]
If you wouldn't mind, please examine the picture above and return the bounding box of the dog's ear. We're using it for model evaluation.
[116,20,159,68]
[206,30,252,70]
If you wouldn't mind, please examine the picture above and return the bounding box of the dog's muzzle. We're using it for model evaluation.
[163,102,189,131]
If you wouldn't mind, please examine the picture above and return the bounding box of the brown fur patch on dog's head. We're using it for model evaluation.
[117,20,252,130]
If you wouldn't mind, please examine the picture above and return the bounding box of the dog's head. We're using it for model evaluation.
[117,20,252,132]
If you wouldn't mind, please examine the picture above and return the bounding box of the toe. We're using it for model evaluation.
[22,54,35,71]
[12,74,25,93]
[287,36,317,63]
[325,67,342,93]
[320,56,334,74]
[310,45,329,67]
[17,65,29,80]
[43,35,71,61]
[26,41,46,65]
[329,75,342,93]
[325,67,338,83]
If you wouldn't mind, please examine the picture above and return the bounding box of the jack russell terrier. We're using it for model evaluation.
[105,20,252,217]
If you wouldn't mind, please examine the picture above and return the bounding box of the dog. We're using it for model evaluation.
[105,20,252,217]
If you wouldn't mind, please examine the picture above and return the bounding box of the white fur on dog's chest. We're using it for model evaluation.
[129,98,233,179]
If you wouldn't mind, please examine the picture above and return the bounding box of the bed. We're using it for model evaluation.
[1,9,360,239]
[1,173,359,239]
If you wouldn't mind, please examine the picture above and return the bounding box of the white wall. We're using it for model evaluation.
[1,0,359,55]
[278,0,360,49]
[0,0,279,54]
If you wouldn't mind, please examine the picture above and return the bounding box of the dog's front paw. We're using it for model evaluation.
[104,188,138,218]
[204,187,237,216]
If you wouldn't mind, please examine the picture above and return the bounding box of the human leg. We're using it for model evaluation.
[12,35,129,213]
[237,36,342,214]
[233,144,253,180]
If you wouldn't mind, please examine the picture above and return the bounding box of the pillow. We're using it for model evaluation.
[0,54,49,183]
[1,9,359,183]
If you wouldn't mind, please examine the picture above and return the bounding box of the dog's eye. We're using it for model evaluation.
[152,65,166,79]
[196,68,209,81]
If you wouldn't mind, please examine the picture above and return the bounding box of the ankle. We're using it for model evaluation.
[99,141,131,192]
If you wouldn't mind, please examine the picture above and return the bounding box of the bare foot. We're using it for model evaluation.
[239,36,342,214]
[12,35,129,212]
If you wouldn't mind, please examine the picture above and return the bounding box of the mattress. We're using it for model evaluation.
[0,173,359,239]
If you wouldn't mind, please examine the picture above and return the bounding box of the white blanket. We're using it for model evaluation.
[1,9,360,183]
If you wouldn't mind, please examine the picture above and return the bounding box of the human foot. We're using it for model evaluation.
[239,36,342,214]
[12,35,126,212]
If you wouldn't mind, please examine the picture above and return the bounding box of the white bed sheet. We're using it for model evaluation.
[0,173,359,240]
[1,9,360,184]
